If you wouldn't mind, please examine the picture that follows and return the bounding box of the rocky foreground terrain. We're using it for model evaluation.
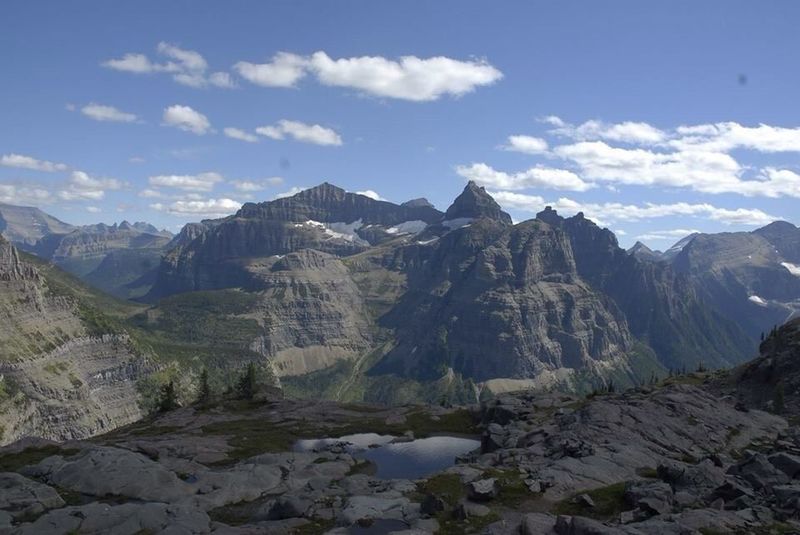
[1,318,799,534]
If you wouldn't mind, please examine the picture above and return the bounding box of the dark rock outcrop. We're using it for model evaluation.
[444,181,512,224]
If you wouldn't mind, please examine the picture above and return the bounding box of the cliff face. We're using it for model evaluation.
[374,218,640,384]
[0,236,150,445]
[147,183,444,299]
[670,225,800,340]
[246,249,374,377]
[546,211,753,369]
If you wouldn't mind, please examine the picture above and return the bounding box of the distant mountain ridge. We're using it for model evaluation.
[139,182,760,401]
[0,205,173,299]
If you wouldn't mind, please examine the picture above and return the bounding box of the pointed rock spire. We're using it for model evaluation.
[444,181,512,224]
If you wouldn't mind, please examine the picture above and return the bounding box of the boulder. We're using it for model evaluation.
[0,472,65,519]
[468,478,499,502]
[21,446,194,503]
[769,452,800,479]
[12,502,210,535]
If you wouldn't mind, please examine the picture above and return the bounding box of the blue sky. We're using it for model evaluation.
[2,1,800,248]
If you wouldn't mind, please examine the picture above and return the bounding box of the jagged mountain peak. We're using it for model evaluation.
[628,241,664,262]
[402,197,434,209]
[756,220,798,235]
[444,181,512,224]
[536,206,563,226]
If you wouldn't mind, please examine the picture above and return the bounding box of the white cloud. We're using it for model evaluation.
[549,118,667,145]
[1,153,68,172]
[223,127,258,143]
[102,53,161,74]
[81,103,138,123]
[208,72,235,88]
[489,190,778,227]
[150,198,242,218]
[231,177,283,192]
[233,52,308,87]
[554,140,800,198]
[503,135,549,155]
[59,171,123,201]
[0,184,52,205]
[234,51,502,101]
[255,125,284,140]
[138,188,163,198]
[157,41,207,72]
[635,229,702,241]
[256,120,342,146]
[456,162,592,192]
[308,51,502,101]
[86,206,101,213]
[162,105,212,135]
[356,190,386,201]
[149,172,222,191]
[274,186,307,199]
[103,43,234,88]
[671,122,800,153]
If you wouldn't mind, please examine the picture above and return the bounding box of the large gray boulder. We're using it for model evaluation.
[0,472,64,520]
[22,446,194,503]
[12,502,210,535]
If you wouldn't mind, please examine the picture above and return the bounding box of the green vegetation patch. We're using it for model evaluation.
[0,445,79,472]
[552,481,628,520]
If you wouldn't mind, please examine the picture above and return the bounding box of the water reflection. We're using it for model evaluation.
[293,433,480,479]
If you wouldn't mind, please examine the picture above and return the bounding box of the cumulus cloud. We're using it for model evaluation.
[356,190,387,201]
[138,188,163,198]
[0,184,52,205]
[149,172,222,192]
[103,43,234,88]
[274,186,308,199]
[256,120,342,146]
[86,206,101,213]
[223,127,258,143]
[456,163,592,192]
[150,198,242,218]
[1,153,68,172]
[162,105,212,135]
[234,51,502,101]
[670,122,800,153]
[307,51,502,101]
[548,118,667,145]
[503,135,549,155]
[59,171,124,201]
[635,229,702,241]
[81,103,138,123]
[488,190,778,227]
[554,140,800,198]
[233,52,308,88]
[102,53,160,74]
[230,177,284,192]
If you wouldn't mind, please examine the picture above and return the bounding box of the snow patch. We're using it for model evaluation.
[442,217,473,230]
[385,220,428,235]
[748,295,768,306]
[781,262,800,277]
[293,219,368,245]
[417,238,439,246]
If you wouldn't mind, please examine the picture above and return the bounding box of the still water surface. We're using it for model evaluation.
[293,432,480,479]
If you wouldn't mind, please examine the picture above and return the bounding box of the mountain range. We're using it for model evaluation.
[1,182,799,444]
